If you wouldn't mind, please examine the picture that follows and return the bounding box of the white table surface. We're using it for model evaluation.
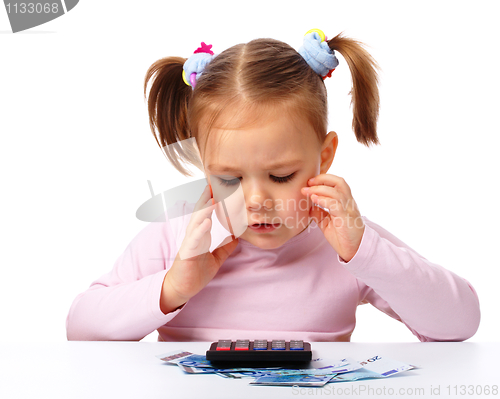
[1,342,498,399]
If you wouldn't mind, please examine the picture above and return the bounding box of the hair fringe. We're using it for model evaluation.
[328,33,380,146]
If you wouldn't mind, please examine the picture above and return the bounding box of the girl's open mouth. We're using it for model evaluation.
[248,223,280,233]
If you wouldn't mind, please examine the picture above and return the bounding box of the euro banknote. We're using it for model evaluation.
[156,350,416,387]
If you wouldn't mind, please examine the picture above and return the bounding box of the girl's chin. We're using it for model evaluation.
[238,227,296,249]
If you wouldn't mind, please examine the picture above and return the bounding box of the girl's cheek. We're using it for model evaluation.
[287,191,310,214]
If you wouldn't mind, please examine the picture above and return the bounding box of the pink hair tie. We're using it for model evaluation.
[189,73,196,87]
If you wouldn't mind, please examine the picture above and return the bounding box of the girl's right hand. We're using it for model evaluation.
[160,185,239,314]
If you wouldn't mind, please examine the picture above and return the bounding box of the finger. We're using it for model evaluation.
[192,199,216,220]
[302,184,341,198]
[310,193,345,216]
[184,218,212,252]
[187,199,216,233]
[192,218,212,244]
[309,199,330,230]
[195,184,212,209]
[302,186,350,212]
[308,174,350,192]
[193,185,213,213]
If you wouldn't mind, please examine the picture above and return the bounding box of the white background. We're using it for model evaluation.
[1,0,498,343]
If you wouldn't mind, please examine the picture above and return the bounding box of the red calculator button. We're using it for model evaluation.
[216,340,232,351]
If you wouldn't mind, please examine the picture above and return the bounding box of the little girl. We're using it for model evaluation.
[66,30,480,342]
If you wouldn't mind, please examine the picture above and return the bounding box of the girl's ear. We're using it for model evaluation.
[320,131,338,174]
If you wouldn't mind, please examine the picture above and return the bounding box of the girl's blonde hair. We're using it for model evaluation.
[144,33,380,176]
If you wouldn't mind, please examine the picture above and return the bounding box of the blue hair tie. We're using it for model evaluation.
[183,42,215,88]
[298,30,339,78]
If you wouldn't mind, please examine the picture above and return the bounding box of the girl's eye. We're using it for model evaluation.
[217,173,296,186]
[218,177,241,186]
[271,172,296,184]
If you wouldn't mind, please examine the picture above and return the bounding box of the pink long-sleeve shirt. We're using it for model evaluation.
[66,200,480,342]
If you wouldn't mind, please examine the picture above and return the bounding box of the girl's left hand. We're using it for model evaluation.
[301,174,365,262]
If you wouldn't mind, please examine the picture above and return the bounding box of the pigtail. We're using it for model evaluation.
[143,56,202,176]
[328,33,380,146]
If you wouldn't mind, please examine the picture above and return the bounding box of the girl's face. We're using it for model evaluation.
[200,107,336,249]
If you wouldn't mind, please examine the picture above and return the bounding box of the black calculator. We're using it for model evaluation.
[206,339,312,364]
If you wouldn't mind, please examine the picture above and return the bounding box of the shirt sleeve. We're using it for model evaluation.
[339,216,481,342]
[66,211,187,341]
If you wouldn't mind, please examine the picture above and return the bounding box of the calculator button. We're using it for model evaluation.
[216,340,232,351]
[253,340,268,350]
[235,340,250,350]
[289,340,304,350]
[271,340,286,350]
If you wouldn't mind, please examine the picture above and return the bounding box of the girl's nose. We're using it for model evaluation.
[263,199,273,211]
[246,191,273,212]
